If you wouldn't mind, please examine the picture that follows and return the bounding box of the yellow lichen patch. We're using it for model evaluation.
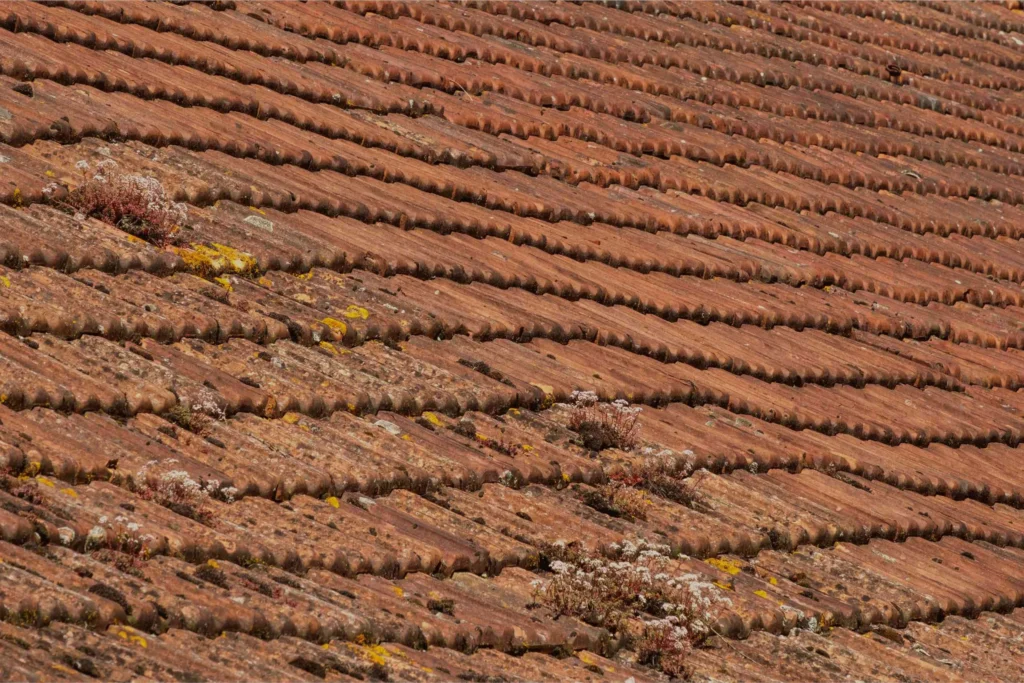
[706,557,743,575]
[342,304,370,320]
[520,444,534,452]
[768,576,778,586]
[130,635,147,648]
[173,245,223,278]
[391,586,404,598]
[322,643,331,650]
[326,496,340,508]
[24,462,41,477]
[577,652,599,666]
[475,432,488,442]
[401,434,411,441]
[296,270,314,281]
[0,276,9,288]
[421,412,444,428]
[45,170,55,178]
[35,476,55,488]
[713,581,734,591]
[173,245,219,277]
[207,559,220,569]
[125,234,147,245]
[282,412,302,424]
[60,488,78,498]
[532,385,557,405]
[257,276,273,288]
[753,589,770,600]
[11,187,23,208]
[319,341,339,355]
[321,318,348,336]
[507,408,520,416]
[249,206,266,215]
[174,243,259,279]
[346,643,390,667]
[211,243,259,277]
[214,276,233,292]
[561,472,571,483]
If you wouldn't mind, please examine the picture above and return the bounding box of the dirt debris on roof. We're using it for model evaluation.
[2,1,1024,681]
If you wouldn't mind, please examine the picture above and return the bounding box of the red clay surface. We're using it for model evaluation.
[2,1,1024,681]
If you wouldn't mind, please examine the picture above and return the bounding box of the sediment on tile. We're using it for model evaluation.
[7,59,1024,212]
[3,326,1024,451]
[3,399,1023,575]
[0,540,610,657]
[2,474,1023,652]
[8,180,1024,321]
[0,265,979,396]
[21,0,1024,181]
[8,146,1024,355]
[10,2,1024,217]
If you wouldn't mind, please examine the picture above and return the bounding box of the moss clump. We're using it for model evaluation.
[427,598,455,615]
[193,563,229,588]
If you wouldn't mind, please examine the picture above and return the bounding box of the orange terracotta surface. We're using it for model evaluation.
[2,1,1024,681]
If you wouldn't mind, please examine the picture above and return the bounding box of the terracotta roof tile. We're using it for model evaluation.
[3,1,1024,679]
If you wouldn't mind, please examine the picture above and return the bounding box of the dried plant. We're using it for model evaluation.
[534,539,729,679]
[134,460,236,525]
[84,515,153,576]
[611,455,710,511]
[57,160,187,245]
[165,388,227,435]
[567,391,642,451]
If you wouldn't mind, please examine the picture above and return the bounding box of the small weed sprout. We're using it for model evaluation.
[534,539,729,679]
[498,470,524,488]
[134,459,235,525]
[0,469,45,506]
[166,388,227,435]
[237,572,282,599]
[568,391,641,451]
[475,432,524,458]
[85,516,153,576]
[59,160,187,245]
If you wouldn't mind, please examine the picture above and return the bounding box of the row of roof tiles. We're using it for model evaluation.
[4,1,1024,680]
